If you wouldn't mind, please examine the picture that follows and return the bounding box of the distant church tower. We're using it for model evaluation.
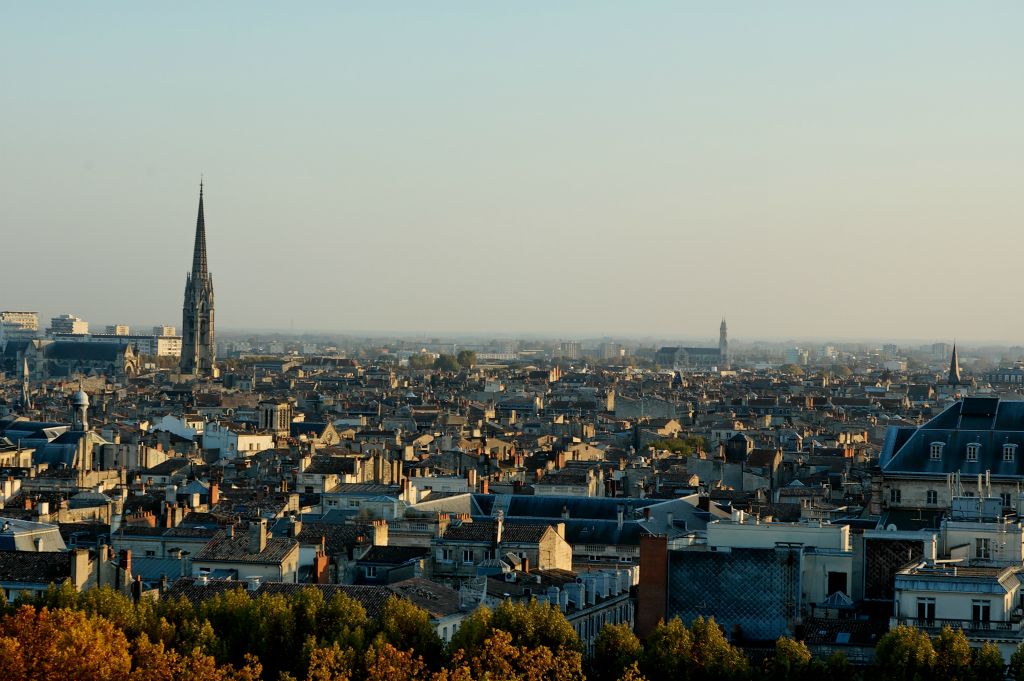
[180,183,216,376]
[948,343,961,386]
[719,318,730,370]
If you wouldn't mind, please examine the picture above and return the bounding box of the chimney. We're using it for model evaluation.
[617,504,624,531]
[523,556,530,574]
[480,479,489,495]
[70,548,91,590]
[209,483,219,506]
[120,549,132,578]
[371,519,388,546]
[248,519,267,554]
[496,511,504,545]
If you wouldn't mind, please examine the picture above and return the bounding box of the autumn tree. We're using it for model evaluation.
[933,626,972,681]
[0,605,132,681]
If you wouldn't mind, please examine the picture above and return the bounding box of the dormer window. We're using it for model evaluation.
[930,442,945,461]
[967,443,981,462]
[1004,444,1017,462]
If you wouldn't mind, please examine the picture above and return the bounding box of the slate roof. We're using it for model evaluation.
[44,342,127,361]
[0,550,70,584]
[881,399,1024,478]
[442,519,550,544]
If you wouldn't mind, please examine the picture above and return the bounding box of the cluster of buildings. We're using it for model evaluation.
[5,188,1024,661]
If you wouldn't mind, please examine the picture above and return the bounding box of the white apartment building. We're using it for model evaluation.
[49,314,88,335]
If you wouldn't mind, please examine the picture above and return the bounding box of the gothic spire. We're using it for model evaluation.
[192,180,208,276]
[948,343,961,386]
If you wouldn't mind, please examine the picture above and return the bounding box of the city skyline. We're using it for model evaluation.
[3,3,1023,339]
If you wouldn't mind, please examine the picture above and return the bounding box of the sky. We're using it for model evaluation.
[1,3,1022,341]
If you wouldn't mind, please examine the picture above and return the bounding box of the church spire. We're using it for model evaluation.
[948,343,961,386]
[191,180,208,276]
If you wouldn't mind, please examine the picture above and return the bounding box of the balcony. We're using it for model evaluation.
[892,617,1024,638]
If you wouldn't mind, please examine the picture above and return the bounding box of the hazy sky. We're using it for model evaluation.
[2,3,1022,341]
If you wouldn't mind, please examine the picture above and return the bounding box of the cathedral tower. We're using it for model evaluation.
[719,318,730,370]
[180,183,216,376]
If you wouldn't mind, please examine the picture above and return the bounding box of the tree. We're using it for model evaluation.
[373,597,443,667]
[434,354,460,372]
[1010,642,1024,681]
[873,625,935,681]
[0,605,133,681]
[830,365,853,378]
[447,605,491,657]
[640,617,691,681]
[408,353,435,370]
[933,626,972,681]
[687,616,748,680]
[303,639,356,681]
[364,642,429,681]
[769,636,812,680]
[779,364,804,376]
[456,350,476,369]
[592,623,642,681]
[973,642,1006,680]
[488,598,581,653]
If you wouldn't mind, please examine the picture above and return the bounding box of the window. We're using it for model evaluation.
[889,488,901,504]
[976,537,992,560]
[462,549,473,564]
[365,566,377,578]
[926,490,938,505]
[440,549,453,562]
[930,442,944,461]
[484,549,496,560]
[972,599,991,624]
[967,443,980,462]
[1002,493,1013,507]
[917,598,936,623]
[1006,444,1018,462]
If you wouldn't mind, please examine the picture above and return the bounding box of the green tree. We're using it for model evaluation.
[769,636,812,681]
[640,617,691,681]
[973,642,1005,680]
[830,364,853,378]
[873,625,935,681]
[447,606,491,657]
[408,353,435,370]
[1010,642,1024,681]
[592,623,642,681]
[687,616,748,680]
[779,364,805,376]
[488,598,581,653]
[456,350,477,369]
[434,354,460,372]
[373,597,443,667]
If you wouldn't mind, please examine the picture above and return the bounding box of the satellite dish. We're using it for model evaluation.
[886,524,898,532]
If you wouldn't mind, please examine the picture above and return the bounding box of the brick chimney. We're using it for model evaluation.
[209,482,219,506]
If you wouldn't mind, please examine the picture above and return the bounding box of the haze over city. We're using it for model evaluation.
[3,2,1023,340]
